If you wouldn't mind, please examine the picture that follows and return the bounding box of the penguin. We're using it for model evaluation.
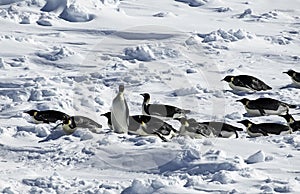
[176,117,216,139]
[283,69,300,87]
[101,112,177,142]
[60,116,102,135]
[236,98,296,116]
[24,109,70,124]
[140,93,190,118]
[238,119,291,138]
[111,85,129,134]
[200,121,243,138]
[222,75,272,92]
[279,113,300,132]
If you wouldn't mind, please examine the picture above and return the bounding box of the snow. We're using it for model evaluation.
[1,0,300,193]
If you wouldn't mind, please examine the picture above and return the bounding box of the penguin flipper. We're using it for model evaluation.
[154,132,168,142]
[258,109,267,116]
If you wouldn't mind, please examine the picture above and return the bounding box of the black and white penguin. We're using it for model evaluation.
[222,75,272,92]
[176,117,216,139]
[236,98,296,116]
[200,121,243,138]
[238,119,291,137]
[283,69,300,87]
[111,85,129,134]
[61,116,103,135]
[279,113,300,132]
[140,93,190,118]
[24,109,69,124]
[101,112,177,141]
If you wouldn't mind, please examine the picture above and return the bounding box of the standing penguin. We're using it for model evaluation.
[222,75,272,92]
[236,98,296,116]
[279,113,300,132]
[111,85,129,134]
[283,70,300,87]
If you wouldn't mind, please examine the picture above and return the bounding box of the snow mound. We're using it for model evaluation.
[175,0,209,7]
[123,44,180,62]
[199,29,254,43]
[171,87,199,96]
[41,0,67,12]
[121,179,166,194]
[36,46,75,61]
[245,150,265,164]
[153,12,175,17]
[59,3,95,22]
[264,35,291,45]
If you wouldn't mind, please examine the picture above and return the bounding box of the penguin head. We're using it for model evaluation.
[140,93,150,103]
[279,113,295,123]
[283,70,295,77]
[237,119,253,127]
[119,84,125,93]
[24,109,38,116]
[236,98,250,105]
[221,75,234,83]
[101,112,111,119]
[62,116,76,129]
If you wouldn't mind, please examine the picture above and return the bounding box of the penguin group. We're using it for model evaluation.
[24,69,300,141]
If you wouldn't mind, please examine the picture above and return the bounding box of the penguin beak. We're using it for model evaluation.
[236,99,241,102]
[221,78,225,81]
[283,71,288,74]
[140,94,145,97]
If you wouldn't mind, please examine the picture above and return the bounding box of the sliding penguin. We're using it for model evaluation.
[24,109,70,124]
[222,75,271,92]
[140,93,190,118]
[101,112,177,141]
[111,85,129,134]
[200,121,243,138]
[176,117,216,139]
[279,113,300,132]
[61,116,102,135]
[283,69,300,87]
[236,98,296,116]
[238,119,291,138]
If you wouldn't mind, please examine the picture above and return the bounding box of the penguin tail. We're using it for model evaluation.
[288,104,297,109]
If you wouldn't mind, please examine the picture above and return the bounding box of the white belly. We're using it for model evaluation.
[62,125,77,135]
[247,130,265,138]
[220,130,237,138]
[245,106,288,116]
[111,96,129,134]
[292,79,300,87]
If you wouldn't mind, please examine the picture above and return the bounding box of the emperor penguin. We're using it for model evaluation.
[279,113,300,132]
[140,93,190,118]
[101,112,177,142]
[176,117,216,139]
[200,121,243,138]
[238,119,291,138]
[236,98,297,116]
[61,116,102,135]
[111,85,129,134]
[24,109,70,124]
[283,69,300,87]
[222,75,272,92]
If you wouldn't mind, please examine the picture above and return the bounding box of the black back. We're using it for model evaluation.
[144,104,189,118]
[26,110,69,123]
[233,75,271,91]
[252,123,290,135]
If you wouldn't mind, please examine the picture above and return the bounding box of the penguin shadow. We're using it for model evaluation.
[279,84,300,90]
[38,129,68,143]
[224,90,251,96]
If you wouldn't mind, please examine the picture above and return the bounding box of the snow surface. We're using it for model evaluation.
[1,0,300,193]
